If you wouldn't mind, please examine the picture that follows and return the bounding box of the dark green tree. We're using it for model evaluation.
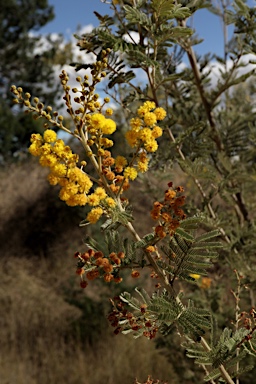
[0,0,65,163]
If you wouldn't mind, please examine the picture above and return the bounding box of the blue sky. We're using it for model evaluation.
[40,0,255,57]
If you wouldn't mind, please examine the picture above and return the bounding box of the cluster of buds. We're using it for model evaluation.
[74,249,125,288]
[235,309,256,350]
[74,248,144,288]
[10,85,65,130]
[239,309,256,331]
[108,296,159,340]
[151,182,186,238]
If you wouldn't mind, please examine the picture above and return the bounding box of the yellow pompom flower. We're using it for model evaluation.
[105,108,113,116]
[123,166,138,180]
[144,112,157,126]
[65,196,78,207]
[28,142,42,156]
[39,154,58,167]
[137,101,156,117]
[101,118,116,135]
[66,194,88,207]
[59,188,71,201]
[87,207,103,224]
[152,126,163,138]
[40,143,52,155]
[58,178,68,187]
[43,129,57,143]
[90,113,106,130]
[52,139,65,155]
[77,194,88,206]
[88,193,101,206]
[94,187,107,200]
[137,161,148,173]
[139,128,152,142]
[115,156,128,168]
[144,139,158,152]
[51,163,67,177]
[79,174,93,194]
[154,107,167,121]
[30,133,43,144]
[47,173,60,185]
[67,168,93,194]
[144,101,156,110]
[64,181,79,195]
[100,138,114,148]
[125,130,139,147]
[130,117,142,131]
[105,197,116,208]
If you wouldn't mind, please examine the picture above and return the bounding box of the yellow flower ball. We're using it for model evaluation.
[64,181,79,195]
[139,128,152,142]
[88,193,101,206]
[137,161,148,173]
[101,118,116,135]
[130,117,142,131]
[39,154,58,167]
[152,126,163,138]
[90,113,106,130]
[105,197,116,207]
[137,101,156,117]
[66,194,88,207]
[52,139,65,155]
[28,143,42,156]
[30,133,43,143]
[123,166,138,180]
[125,130,139,147]
[105,108,113,116]
[100,138,114,148]
[144,139,158,153]
[115,155,128,168]
[94,187,107,200]
[87,207,104,224]
[43,129,57,143]
[59,188,71,201]
[144,112,157,126]
[154,107,167,121]
[47,173,60,186]
[51,163,67,177]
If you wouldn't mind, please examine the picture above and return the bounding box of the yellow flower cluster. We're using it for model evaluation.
[125,102,165,155]
[120,101,166,180]
[29,130,92,207]
[29,130,116,224]
[89,113,116,135]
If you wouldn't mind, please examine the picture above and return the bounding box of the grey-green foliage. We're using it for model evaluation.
[120,288,211,341]
[185,326,256,381]
[160,226,221,283]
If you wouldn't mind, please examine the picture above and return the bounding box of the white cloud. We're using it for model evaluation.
[203,53,256,90]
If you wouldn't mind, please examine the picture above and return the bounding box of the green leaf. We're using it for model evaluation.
[196,229,221,242]
[175,227,195,241]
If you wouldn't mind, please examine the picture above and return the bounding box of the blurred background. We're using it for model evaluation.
[0,1,254,383]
